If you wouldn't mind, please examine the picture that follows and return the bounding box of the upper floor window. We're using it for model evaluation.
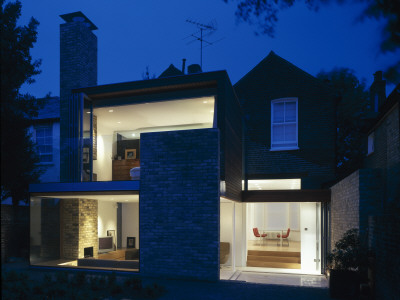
[35,124,53,163]
[367,132,374,155]
[271,98,298,150]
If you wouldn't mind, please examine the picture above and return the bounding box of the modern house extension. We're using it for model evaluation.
[29,11,338,281]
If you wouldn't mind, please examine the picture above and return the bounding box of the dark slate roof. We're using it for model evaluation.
[158,64,184,78]
[233,50,332,104]
[35,97,60,120]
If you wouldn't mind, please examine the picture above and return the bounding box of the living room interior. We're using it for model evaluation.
[30,193,140,271]
[85,96,215,182]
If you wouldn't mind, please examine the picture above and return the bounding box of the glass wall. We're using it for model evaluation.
[245,202,321,274]
[30,193,139,271]
[84,96,215,181]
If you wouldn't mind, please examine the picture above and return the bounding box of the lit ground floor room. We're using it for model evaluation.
[30,192,140,272]
[220,199,326,279]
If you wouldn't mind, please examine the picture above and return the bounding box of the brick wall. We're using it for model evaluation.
[140,129,220,280]
[1,205,29,263]
[61,199,98,259]
[368,214,400,300]
[60,19,97,182]
[235,52,336,189]
[78,199,98,258]
[330,170,360,248]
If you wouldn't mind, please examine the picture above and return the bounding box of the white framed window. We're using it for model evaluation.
[367,132,374,155]
[35,124,53,163]
[271,98,298,150]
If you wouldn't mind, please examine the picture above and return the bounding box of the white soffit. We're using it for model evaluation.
[94,96,215,135]
[248,179,301,190]
[39,194,139,202]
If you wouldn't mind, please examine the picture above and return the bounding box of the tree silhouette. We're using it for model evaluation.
[1,0,43,205]
[317,68,370,176]
[224,0,400,83]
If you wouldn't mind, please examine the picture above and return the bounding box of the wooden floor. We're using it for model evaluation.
[98,249,127,260]
[247,240,301,269]
[248,240,300,252]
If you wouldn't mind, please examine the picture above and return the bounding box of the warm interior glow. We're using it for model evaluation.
[248,179,301,190]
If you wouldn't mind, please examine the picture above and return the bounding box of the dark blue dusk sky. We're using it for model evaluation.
[18,0,398,98]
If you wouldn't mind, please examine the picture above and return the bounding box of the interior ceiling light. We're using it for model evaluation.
[117,121,121,124]
[210,110,214,113]
[86,111,91,114]
[108,109,114,112]
[203,101,208,103]
[132,133,136,136]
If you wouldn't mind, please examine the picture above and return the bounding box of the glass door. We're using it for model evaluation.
[300,202,321,273]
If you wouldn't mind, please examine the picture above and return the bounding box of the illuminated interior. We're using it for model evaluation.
[85,96,215,181]
[247,179,301,190]
[30,193,140,271]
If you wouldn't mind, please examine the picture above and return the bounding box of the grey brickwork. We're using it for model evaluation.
[330,170,360,248]
[330,169,382,249]
[139,129,220,281]
[1,205,29,263]
[234,51,336,189]
[60,16,97,182]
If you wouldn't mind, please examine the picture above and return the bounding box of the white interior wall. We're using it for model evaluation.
[98,201,117,239]
[93,134,113,181]
[122,202,139,248]
[220,201,234,265]
[235,202,246,267]
[247,203,301,241]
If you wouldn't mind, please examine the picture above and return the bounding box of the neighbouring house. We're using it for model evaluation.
[28,11,399,287]
[30,96,61,183]
[330,77,399,298]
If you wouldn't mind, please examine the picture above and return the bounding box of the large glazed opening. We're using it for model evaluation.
[30,192,139,272]
[246,202,321,274]
[220,199,322,277]
[83,96,215,181]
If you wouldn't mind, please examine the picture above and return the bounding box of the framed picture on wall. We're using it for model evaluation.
[127,237,136,248]
[125,149,136,160]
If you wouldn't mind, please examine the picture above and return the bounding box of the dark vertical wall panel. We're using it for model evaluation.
[140,129,220,280]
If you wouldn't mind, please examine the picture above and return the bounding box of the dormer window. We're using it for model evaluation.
[271,98,298,150]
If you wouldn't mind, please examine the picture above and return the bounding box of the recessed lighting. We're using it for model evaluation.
[117,121,121,124]
[86,111,91,114]
[132,133,136,137]
[108,109,114,113]
[203,101,208,104]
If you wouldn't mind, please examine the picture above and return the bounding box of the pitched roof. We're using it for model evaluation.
[234,51,325,89]
[158,64,184,78]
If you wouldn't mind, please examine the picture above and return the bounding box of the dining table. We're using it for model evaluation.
[261,229,284,246]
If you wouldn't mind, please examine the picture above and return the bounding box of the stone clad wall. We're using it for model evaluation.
[78,199,98,258]
[140,129,220,280]
[61,199,79,259]
[61,198,98,259]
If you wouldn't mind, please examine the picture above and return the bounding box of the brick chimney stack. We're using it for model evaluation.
[370,71,386,113]
[59,12,98,181]
[60,12,98,100]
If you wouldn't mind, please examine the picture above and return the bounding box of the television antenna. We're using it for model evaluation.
[184,19,219,69]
